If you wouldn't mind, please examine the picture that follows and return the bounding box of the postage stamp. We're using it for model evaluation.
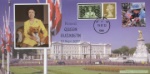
[102,2,117,19]
[77,3,102,20]
[122,2,146,27]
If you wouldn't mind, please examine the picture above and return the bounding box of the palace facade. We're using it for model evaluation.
[18,42,111,60]
[50,42,111,60]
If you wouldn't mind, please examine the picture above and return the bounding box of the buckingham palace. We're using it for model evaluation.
[16,42,111,60]
[50,41,111,60]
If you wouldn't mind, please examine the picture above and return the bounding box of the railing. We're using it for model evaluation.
[10,59,150,66]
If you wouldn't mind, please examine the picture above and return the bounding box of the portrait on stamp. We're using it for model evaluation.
[103,3,116,19]
[78,3,101,19]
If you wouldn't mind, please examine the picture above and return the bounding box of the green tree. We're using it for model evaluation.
[112,49,120,54]
[145,43,150,53]
[119,46,129,55]
[129,47,136,54]
[113,43,150,55]
[113,46,129,55]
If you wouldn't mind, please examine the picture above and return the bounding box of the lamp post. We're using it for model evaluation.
[61,43,63,60]
[89,43,92,64]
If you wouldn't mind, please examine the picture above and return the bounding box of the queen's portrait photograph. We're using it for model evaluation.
[14,4,50,49]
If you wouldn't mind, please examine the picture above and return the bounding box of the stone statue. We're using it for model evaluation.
[132,30,148,63]
[138,30,143,39]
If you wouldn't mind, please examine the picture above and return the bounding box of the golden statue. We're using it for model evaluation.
[138,30,143,39]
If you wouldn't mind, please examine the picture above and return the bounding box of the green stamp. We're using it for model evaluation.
[78,3,101,19]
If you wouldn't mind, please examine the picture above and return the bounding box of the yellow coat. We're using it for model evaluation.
[23,18,48,46]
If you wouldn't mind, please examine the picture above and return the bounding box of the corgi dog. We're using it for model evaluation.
[28,26,48,46]
[16,26,24,47]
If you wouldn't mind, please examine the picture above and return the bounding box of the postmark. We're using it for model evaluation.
[93,17,110,34]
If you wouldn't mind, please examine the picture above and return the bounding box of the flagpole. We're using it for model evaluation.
[2,16,5,70]
[7,50,10,74]
[4,13,8,72]
[0,40,4,69]
[7,0,11,74]
[8,0,11,26]
[44,48,47,74]
[37,0,40,3]
[5,10,8,27]
[2,53,4,68]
